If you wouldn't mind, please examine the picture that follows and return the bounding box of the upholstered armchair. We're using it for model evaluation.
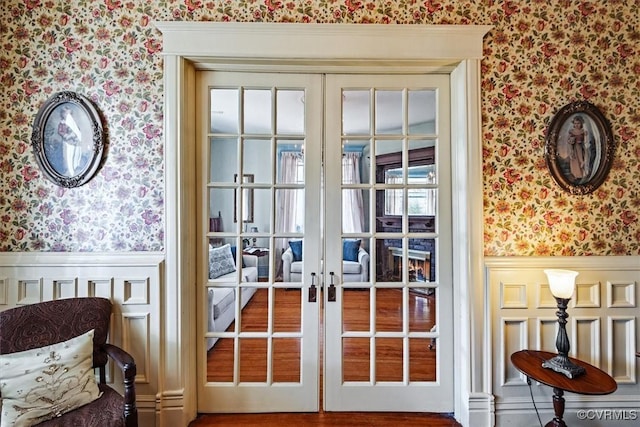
[282,245,370,282]
[0,297,137,427]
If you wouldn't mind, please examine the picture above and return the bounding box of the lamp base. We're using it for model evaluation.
[542,354,586,379]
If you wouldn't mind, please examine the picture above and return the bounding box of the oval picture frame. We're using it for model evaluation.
[31,91,105,188]
[545,101,615,195]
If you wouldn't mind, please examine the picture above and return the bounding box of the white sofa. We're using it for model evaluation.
[207,253,258,350]
[282,247,370,282]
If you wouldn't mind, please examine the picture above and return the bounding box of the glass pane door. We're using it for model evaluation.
[196,72,322,412]
[323,74,453,412]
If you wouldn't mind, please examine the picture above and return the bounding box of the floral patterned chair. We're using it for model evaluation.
[0,297,138,427]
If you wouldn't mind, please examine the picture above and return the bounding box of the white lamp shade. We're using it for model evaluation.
[544,269,578,299]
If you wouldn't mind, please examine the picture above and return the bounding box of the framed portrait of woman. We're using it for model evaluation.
[545,101,615,195]
[31,91,105,188]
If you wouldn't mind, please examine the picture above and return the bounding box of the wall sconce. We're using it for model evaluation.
[542,269,585,379]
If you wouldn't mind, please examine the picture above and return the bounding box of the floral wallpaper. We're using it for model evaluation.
[0,0,638,256]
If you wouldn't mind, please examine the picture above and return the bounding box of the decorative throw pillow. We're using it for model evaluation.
[0,329,102,427]
[209,243,237,279]
[289,240,303,262]
[343,239,361,262]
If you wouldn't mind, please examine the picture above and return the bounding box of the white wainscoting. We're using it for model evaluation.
[0,252,163,427]
[486,256,640,426]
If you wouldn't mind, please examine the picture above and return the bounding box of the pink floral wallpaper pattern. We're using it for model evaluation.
[0,0,638,255]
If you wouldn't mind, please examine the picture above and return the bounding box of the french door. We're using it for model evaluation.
[323,74,452,411]
[196,71,452,413]
[196,72,323,412]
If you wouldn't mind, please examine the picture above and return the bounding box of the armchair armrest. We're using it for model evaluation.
[357,247,370,264]
[357,247,370,282]
[242,254,258,268]
[282,248,293,282]
[282,247,293,263]
[103,343,138,426]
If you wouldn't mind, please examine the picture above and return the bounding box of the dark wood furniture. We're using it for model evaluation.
[0,297,138,427]
[511,350,616,427]
[375,147,437,282]
[244,247,269,257]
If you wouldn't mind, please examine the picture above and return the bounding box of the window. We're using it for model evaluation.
[384,164,436,216]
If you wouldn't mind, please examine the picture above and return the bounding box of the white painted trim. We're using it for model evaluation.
[156,22,490,62]
[485,255,640,270]
[157,22,491,426]
[0,252,163,266]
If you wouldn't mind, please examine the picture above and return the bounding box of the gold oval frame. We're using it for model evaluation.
[545,101,615,195]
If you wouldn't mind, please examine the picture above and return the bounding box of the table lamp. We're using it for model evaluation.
[542,269,585,378]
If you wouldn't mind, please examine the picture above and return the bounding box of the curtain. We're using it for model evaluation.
[342,153,365,233]
[275,152,301,277]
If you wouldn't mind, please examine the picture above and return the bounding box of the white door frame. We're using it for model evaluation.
[157,22,492,427]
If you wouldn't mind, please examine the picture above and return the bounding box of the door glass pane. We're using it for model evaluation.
[281,238,303,283]
[274,288,301,332]
[342,141,370,234]
[239,338,267,382]
[375,337,403,381]
[379,241,404,283]
[342,288,370,332]
[343,337,370,382]
[375,90,402,135]
[235,174,254,223]
[276,143,304,184]
[375,288,402,332]
[374,139,403,184]
[343,139,371,183]
[243,139,272,183]
[206,337,234,382]
[210,88,238,134]
[277,90,305,135]
[409,337,436,381]
[408,238,432,283]
[209,189,236,233]
[239,287,264,332]
[273,338,301,382]
[250,188,271,234]
[275,189,304,233]
[408,90,436,135]
[244,89,272,134]
[210,137,238,182]
[342,189,366,234]
[340,238,370,281]
[343,90,370,135]
[409,287,436,333]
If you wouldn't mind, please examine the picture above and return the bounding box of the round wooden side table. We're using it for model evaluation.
[511,350,617,427]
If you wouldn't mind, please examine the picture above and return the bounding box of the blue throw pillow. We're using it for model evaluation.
[343,239,361,262]
[289,240,303,261]
[230,246,246,268]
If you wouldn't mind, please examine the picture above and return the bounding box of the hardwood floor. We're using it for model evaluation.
[189,412,461,426]
[197,287,456,426]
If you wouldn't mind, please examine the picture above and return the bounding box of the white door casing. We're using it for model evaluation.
[157,22,491,427]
